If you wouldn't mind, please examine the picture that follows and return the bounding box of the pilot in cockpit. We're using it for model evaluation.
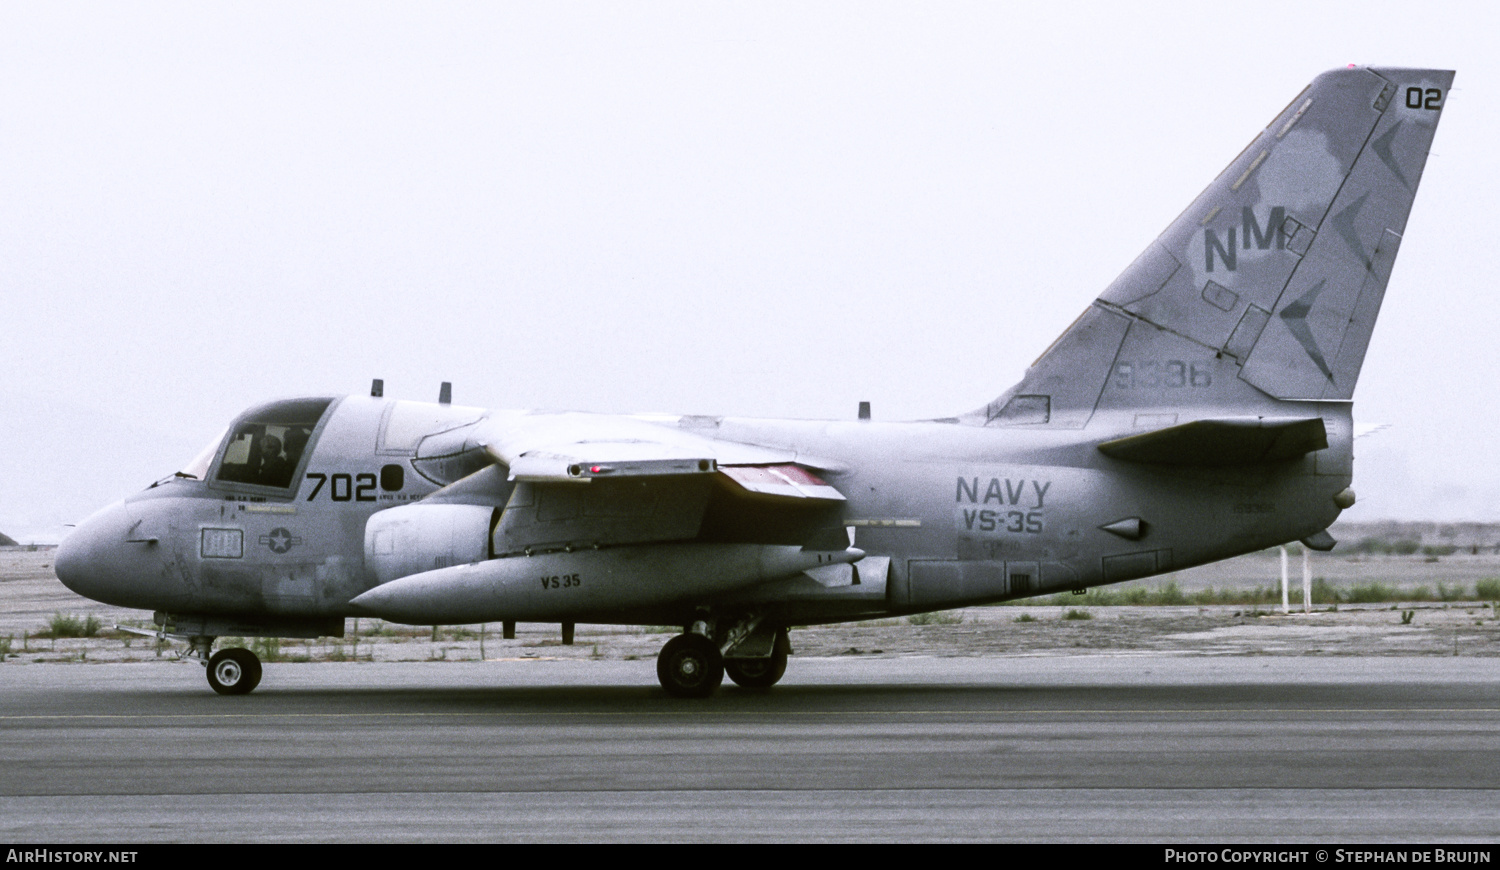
[256,434,292,488]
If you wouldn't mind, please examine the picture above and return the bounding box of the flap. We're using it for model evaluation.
[1097,417,1328,466]
[719,465,845,502]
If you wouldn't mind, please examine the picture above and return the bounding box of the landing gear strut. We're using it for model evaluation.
[206,647,263,695]
[656,632,724,698]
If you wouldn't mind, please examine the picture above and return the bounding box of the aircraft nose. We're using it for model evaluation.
[55,501,168,609]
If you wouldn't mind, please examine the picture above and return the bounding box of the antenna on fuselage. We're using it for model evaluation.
[439,382,452,405]
[370,379,384,398]
[858,401,871,421]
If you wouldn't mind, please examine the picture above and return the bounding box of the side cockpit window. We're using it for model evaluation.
[214,398,335,490]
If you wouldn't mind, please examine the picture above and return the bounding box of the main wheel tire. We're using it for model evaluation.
[656,633,724,698]
[207,648,262,696]
[725,648,788,689]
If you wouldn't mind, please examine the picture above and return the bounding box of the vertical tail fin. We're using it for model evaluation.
[973,66,1452,427]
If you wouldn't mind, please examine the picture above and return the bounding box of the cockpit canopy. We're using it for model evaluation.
[209,398,336,490]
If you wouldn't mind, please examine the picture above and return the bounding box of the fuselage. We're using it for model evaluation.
[55,393,1350,630]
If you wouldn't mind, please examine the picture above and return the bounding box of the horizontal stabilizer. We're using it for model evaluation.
[1097,417,1328,466]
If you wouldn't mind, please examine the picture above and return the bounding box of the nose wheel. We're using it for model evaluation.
[656,633,724,698]
[206,647,263,695]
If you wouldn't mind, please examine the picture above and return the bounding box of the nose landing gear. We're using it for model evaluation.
[116,626,265,695]
[206,647,263,695]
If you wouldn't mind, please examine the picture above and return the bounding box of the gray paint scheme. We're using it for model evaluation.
[54,66,1452,691]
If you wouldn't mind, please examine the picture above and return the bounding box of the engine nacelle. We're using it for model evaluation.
[349,542,864,624]
[364,504,494,585]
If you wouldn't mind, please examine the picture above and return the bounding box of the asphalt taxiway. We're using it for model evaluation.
[1,655,1497,842]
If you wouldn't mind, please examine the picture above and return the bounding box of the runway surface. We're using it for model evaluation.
[2,655,1497,842]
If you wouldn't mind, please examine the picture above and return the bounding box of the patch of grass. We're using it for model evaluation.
[1034,580,1281,607]
[1063,609,1093,620]
[1438,582,1468,602]
[1009,577,1500,608]
[1345,582,1397,604]
[45,613,101,638]
[0,635,11,655]
[1400,610,1415,625]
[1013,613,1038,623]
[1352,538,1421,555]
[1152,581,1187,606]
[907,610,963,625]
[1310,577,1341,604]
[251,636,282,663]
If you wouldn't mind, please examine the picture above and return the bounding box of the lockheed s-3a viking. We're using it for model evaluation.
[56,66,1452,696]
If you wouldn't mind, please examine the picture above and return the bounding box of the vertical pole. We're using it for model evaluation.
[1279,546,1290,614]
[480,623,486,661]
[562,622,574,645]
[503,620,516,640]
[1302,546,1312,613]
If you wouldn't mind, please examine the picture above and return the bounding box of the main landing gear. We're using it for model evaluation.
[655,625,790,697]
[725,649,788,689]
[656,633,723,698]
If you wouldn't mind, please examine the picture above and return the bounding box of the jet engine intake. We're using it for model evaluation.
[364,504,495,585]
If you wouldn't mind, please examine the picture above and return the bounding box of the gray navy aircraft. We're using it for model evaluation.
[56,65,1452,696]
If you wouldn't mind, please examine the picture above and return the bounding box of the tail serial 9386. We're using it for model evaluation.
[56,66,1453,696]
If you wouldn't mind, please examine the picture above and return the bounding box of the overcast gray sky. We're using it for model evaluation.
[2,1,1495,542]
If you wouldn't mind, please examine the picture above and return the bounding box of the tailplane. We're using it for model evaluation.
[971,66,1452,427]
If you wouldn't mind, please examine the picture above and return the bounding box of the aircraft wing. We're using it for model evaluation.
[474,410,800,482]
[414,412,847,557]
